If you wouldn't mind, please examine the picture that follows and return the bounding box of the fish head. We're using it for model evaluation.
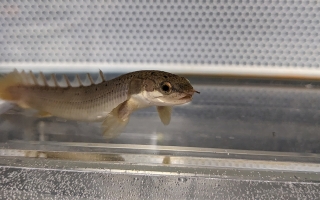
[141,71,200,106]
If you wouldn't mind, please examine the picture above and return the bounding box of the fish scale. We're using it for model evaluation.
[0,70,129,121]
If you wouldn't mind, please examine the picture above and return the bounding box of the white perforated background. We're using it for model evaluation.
[0,0,320,73]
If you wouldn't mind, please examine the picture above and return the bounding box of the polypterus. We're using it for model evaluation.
[0,69,199,139]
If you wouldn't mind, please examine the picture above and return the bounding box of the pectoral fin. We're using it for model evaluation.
[101,100,138,139]
[157,106,172,125]
[101,112,129,139]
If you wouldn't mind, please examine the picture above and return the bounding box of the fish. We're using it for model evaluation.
[0,69,199,139]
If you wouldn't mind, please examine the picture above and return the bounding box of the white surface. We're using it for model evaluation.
[2,63,320,78]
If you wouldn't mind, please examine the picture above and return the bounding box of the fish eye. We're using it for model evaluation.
[161,82,172,93]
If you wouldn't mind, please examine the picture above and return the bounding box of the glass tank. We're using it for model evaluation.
[1,0,320,199]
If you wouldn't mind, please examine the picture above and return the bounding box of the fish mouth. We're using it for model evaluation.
[179,94,193,101]
[179,89,200,100]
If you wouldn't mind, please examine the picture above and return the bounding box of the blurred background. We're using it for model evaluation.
[1,1,320,199]
[0,0,319,76]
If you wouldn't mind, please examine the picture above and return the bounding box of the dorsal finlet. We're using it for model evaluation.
[20,70,29,85]
[99,70,106,81]
[29,71,38,85]
[12,68,19,77]
[51,74,59,87]
[39,72,48,86]
[87,73,94,85]
[76,74,83,86]
[63,75,71,87]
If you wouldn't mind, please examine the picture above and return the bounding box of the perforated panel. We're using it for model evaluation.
[0,0,319,71]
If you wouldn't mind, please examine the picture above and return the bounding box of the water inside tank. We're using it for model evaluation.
[1,73,320,153]
[1,0,320,198]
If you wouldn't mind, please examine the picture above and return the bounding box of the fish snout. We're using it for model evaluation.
[187,89,200,95]
[179,89,200,100]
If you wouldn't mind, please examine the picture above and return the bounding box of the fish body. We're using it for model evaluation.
[0,70,199,138]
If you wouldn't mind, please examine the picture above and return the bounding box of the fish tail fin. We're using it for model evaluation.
[101,112,129,139]
[0,69,23,101]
